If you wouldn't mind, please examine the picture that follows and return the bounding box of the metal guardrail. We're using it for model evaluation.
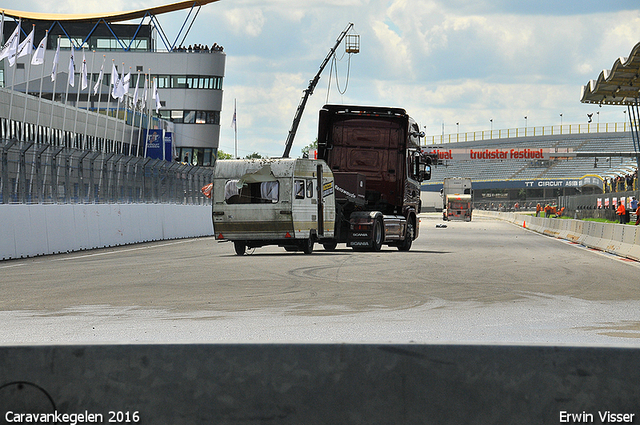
[425,122,632,145]
[1,138,213,205]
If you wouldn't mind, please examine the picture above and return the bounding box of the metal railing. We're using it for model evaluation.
[425,122,632,145]
[1,138,213,205]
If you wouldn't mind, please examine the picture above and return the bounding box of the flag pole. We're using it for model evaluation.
[113,62,124,153]
[145,76,154,158]
[35,30,48,143]
[61,43,74,147]
[234,98,238,158]
[129,70,140,156]
[73,46,84,145]
[22,24,36,132]
[8,19,22,131]
[48,36,61,144]
[138,72,148,157]
[93,54,106,151]
[83,49,96,149]
[104,59,114,152]
[122,66,131,154]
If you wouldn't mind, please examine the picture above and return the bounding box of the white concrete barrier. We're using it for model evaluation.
[1,204,213,260]
[477,211,640,261]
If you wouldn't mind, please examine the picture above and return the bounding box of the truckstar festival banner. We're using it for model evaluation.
[426,148,564,161]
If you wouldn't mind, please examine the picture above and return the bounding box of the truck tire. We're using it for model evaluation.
[398,218,415,251]
[234,241,246,256]
[372,216,383,251]
[301,238,314,254]
[323,241,338,251]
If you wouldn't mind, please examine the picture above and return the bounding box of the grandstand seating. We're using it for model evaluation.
[428,132,638,183]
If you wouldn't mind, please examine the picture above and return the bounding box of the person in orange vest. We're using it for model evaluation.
[536,203,541,217]
[636,203,640,226]
[616,201,626,224]
[544,204,552,218]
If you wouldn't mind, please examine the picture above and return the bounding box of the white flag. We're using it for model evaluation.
[68,44,75,87]
[93,56,105,95]
[120,71,131,99]
[80,50,88,91]
[50,42,60,81]
[111,62,120,99]
[153,79,161,113]
[142,75,148,105]
[0,21,20,62]
[31,31,47,65]
[17,26,34,58]
[114,66,126,100]
[7,34,18,67]
[132,72,140,109]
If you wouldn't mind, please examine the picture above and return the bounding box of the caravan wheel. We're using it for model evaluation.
[234,242,246,256]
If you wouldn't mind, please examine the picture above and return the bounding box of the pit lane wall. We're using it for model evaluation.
[0,204,214,260]
[0,344,639,424]
[478,210,640,261]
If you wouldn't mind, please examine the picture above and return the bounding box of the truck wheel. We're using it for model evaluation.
[398,219,415,251]
[234,242,246,256]
[323,242,338,251]
[372,217,383,251]
[301,238,314,254]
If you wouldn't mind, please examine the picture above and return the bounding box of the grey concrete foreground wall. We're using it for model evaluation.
[479,210,640,261]
[0,344,639,424]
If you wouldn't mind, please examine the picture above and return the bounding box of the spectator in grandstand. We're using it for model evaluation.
[627,174,634,191]
[617,200,626,224]
[631,196,638,211]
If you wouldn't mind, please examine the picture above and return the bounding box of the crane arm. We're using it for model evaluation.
[282,22,355,158]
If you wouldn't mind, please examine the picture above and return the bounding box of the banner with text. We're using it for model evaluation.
[426,148,572,161]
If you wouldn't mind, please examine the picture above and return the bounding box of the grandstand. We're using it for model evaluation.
[421,130,638,209]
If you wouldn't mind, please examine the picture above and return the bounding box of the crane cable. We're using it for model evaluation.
[326,51,354,103]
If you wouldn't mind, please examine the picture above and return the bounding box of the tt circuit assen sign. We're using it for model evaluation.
[422,176,604,192]
[427,148,559,161]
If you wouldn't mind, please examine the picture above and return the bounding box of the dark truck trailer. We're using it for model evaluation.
[317,104,435,251]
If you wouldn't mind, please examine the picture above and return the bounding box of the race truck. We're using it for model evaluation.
[441,177,473,221]
[211,104,437,254]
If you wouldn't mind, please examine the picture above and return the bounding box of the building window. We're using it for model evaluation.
[169,110,219,125]
[151,75,223,90]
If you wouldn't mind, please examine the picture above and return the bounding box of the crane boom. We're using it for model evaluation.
[282,22,355,158]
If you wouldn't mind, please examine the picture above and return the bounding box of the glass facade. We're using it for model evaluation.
[176,147,217,167]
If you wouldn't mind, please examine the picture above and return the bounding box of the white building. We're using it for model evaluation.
[1,1,225,166]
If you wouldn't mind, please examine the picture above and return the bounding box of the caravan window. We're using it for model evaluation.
[306,180,314,198]
[295,180,304,199]
[225,180,279,204]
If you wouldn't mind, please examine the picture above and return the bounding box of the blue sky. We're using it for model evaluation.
[10,0,640,157]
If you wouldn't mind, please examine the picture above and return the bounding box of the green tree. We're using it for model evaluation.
[216,150,233,160]
[245,152,263,159]
[301,139,318,158]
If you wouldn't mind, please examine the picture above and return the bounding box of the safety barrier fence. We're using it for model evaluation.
[1,138,213,205]
[478,210,640,261]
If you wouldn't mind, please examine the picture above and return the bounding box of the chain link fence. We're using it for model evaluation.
[1,138,213,205]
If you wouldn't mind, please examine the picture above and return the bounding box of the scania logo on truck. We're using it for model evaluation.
[350,241,370,246]
[351,233,368,237]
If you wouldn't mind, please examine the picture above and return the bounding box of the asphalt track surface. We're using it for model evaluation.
[1,213,640,345]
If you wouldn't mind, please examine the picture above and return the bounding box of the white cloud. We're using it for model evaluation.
[223,8,266,37]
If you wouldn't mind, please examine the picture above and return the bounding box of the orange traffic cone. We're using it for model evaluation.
[523,221,526,228]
